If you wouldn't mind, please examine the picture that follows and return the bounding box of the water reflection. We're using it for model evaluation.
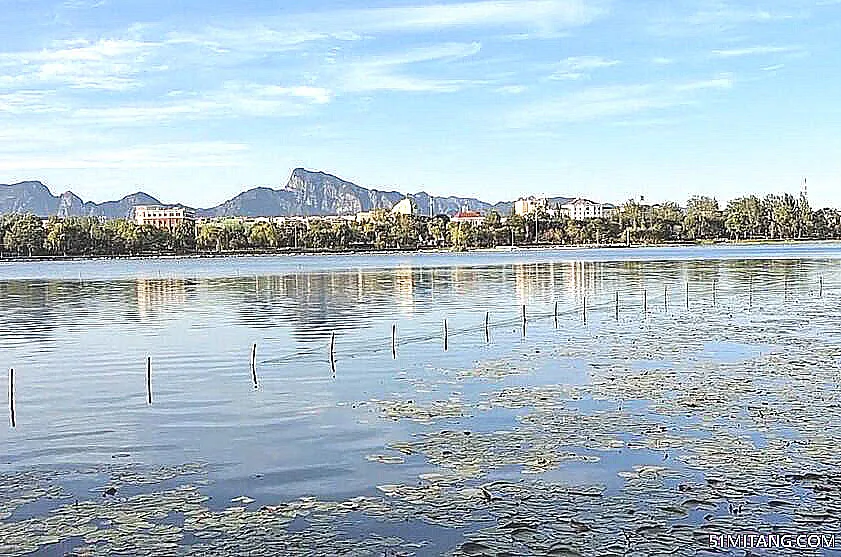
[0,257,830,353]
[135,278,190,319]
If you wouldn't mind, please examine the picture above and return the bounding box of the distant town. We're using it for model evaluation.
[135,195,617,230]
[0,183,836,258]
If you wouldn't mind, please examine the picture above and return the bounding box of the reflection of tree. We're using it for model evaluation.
[0,281,56,346]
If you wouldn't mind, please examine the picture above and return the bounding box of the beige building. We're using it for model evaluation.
[135,205,196,230]
[560,198,616,220]
[514,196,549,216]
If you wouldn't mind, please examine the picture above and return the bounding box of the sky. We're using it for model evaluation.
[1,0,840,209]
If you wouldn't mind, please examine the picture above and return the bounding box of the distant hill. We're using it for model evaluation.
[198,168,499,218]
[0,181,163,219]
[1,169,578,219]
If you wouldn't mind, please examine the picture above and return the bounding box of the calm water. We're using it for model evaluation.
[3,244,841,555]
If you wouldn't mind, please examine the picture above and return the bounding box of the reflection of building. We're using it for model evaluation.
[560,199,616,220]
[136,279,188,318]
[394,266,416,313]
[135,205,196,230]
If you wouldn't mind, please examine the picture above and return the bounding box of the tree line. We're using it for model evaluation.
[1,192,840,257]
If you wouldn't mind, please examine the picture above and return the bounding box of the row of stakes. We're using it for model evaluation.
[7,276,827,427]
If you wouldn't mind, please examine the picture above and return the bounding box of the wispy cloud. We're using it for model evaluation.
[302,0,606,34]
[711,45,803,58]
[167,0,606,54]
[508,75,734,126]
[549,56,620,80]
[648,3,806,37]
[339,42,485,93]
[68,82,331,125]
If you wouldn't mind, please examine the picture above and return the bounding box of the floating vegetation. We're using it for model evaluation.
[7,285,841,555]
[372,398,468,424]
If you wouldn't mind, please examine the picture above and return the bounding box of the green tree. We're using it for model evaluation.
[248,222,278,249]
[684,196,722,240]
[3,214,45,256]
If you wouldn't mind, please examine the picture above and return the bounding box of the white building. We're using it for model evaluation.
[560,198,616,220]
[450,210,485,225]
[391,197,419,216]
[135,205,196,230]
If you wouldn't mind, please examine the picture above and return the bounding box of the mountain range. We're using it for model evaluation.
[0,168,574,219]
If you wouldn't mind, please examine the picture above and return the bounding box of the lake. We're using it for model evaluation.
[2,244,841,555]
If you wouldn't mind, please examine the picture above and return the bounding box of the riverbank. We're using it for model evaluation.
[1,238,838,264]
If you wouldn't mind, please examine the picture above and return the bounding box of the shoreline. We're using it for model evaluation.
[0,238,839,264]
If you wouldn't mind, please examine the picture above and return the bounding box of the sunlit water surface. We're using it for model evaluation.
[3,244,841,556]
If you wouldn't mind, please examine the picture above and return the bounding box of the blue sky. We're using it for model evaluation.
[1,0,840,208]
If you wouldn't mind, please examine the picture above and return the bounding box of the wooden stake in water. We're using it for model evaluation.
[391,324,397,359]
[329,332,336,375]
[583,296,587,324]
[664,285,668,312]
[749,276,753,309]
[685,282,690,311]
[784,276,789,301]
[9,368,15,428]
[484,311,490,343]
[146,357,152,405]
[643,289,648,315]
[614,291,619,321]
[521,304,526,337]
[820,276,824,298]
[713,280,717,307]
[443,319,449,352]
[553,301,558,328]
[251,343,258,388]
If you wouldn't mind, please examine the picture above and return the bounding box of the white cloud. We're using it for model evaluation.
[508,75,734,126]
[651,57,674,65]
[672,76,734,92]
[0,90,63,114]
[0,38,161,91]
[549,55,620,80]
[496,85,527,94]
[712,45,802,58]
